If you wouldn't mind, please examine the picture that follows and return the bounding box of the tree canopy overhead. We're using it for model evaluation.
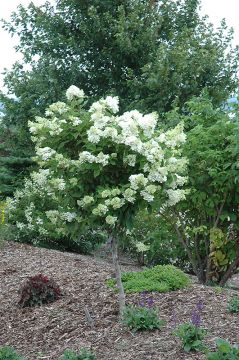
[2,0,239,118]
[0,0,239,198]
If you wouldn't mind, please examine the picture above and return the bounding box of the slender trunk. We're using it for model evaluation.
[219,254,239,286]
[110,233,126,315]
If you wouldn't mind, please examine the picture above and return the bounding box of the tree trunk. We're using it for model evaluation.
[110,233,126,315]
[219,255,239,286]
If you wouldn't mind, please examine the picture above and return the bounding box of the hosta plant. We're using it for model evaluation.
[18,273,62,307]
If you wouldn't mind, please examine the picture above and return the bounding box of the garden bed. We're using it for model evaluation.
[1,241,239,360]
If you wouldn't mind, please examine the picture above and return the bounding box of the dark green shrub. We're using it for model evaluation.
[206,339,239,359]
[18,274,62,307]
[0,346,24,360]
[174,323,207,352]
[228,296,239,313]
[120,210,190,271]
[122,305,164,332]
[107,265,190,293]
[60,348,96,360]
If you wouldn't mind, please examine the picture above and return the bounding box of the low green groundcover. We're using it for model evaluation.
[107,264,190,293]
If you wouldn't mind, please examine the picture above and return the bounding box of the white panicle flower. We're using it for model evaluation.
[49,101,69,115]
[103,127,118,140]
[87,126,102,143]
[45,210,59,224]
[165,123,186,147]
[92,204,108,216]
[129,174,148,190]
[101,189,112,198]
[148,167,168,182]
[140,190,154,202]
[36,217,43,225]
[66,85,85,101]
[167,157,188,173]
[79,151,96,164]
[166,189,187,206]
[31,169,50,187]
[61,212,77,222]
[36,147,56,161]
[108,197,125,209]
[111,188,121,196]
[123,188,136,203]
[104,96,119,114]
[69,116,82,126]
[78,196,94,207]
[135,241,150,252]
[124,154,136,167]
[89,100,104,114]
[16,222,26,230]
[156,133,166,143]
[96,152,110,166]
[105,215,117,225]
[50,178,66,190]
[137,112,158,137]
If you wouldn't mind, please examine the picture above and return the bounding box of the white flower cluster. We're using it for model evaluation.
[79,151,109,166]
[66,85,85,101]
[9,86,188,232]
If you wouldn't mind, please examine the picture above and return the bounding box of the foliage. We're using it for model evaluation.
[18,273,62,307]
[121,305,164,331]
[120,208,190,270]
[60,348,96,360]
[174,322,207,352]
[228,296,239,314]
[1,0,239,196]
[161,94,239,284]
[0,123,35,199]
[6,87,187,242]
[0,347,24,360]
[206,339,239,359]
[107,265,190,293]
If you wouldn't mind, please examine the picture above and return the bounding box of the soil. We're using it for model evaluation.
[1,241,239,360]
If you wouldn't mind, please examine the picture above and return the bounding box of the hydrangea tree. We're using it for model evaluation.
[6,85,187,313]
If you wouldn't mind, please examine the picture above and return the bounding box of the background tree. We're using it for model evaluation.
[1,0,239,197]
[162,94,239,285]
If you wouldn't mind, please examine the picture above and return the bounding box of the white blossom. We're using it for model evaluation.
[66,85,85,101]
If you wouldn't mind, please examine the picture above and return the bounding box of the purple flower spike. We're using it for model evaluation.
[191,310,201,327]
[147,296,154,308]
[196,300,204,312]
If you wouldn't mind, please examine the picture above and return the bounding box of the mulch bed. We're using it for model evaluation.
[1,241,239,360]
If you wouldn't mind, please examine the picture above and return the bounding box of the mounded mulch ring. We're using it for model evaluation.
[1,241,239,360]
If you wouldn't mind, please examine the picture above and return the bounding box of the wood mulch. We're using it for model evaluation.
[1,241,239,360]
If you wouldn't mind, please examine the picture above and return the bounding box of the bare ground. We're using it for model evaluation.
[1,241,239,360]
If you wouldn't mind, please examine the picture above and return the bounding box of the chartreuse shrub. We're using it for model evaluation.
[228,296,239,313]
[0,346,24,360]
[107,265,190,293]
[206,339,239,359]
[60,348,96,360]
[18,274,62,307]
